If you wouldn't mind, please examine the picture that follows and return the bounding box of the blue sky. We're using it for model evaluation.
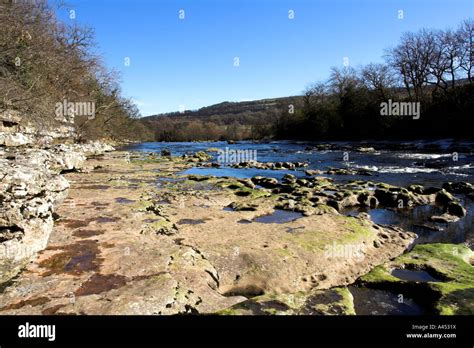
[56,0,473,116]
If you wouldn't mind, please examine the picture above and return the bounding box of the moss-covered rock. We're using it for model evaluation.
[130,155,173,165]
[442,182,473,195]
[187,174,212,182]
[251,176,279,188]
[217,287,355,315]
[360,243,474,315]
[446,201,467,217]
[435,189,456,205]
[227,202,258,211]
[407,184,424,194]
[218,179,271,199]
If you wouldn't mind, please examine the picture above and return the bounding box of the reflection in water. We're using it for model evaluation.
[253,210,304,224]
[391,269,442,283]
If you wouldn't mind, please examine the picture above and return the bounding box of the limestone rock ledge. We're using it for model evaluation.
[0,140,114,283]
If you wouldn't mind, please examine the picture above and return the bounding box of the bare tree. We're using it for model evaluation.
[457,19,474,82]
[360,63,396,99]
[386,30,438,101]
[303,81,328,113]
[327,66,359,97]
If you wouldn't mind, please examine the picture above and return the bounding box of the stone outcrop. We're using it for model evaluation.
[0,110,76,147]
[182,151,213,163]
[0,140,114,284]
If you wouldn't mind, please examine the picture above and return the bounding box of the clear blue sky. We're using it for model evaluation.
[56,0,473,116]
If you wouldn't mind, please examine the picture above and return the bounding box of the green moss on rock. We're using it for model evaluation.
[217,287,355,315]
[360,243,474,315]
[218,179,271,199]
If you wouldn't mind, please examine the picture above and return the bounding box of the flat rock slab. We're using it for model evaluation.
[0,152,415,314]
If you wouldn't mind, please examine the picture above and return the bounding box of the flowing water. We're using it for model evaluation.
[122,139,474,247]
[122,139,474,186]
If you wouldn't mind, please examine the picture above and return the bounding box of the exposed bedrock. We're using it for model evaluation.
[0,139,114,284]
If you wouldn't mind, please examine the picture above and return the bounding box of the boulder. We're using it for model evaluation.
[282,174,297,184]
[161,149,171,157]
[435,189,455,205]
[193,151,212,162]
[251,176,279,188]
[429,214,460,223]
[424,187,441,195]
[227,202,259,211]
[396,192,414,207]
[374,189,398,207]
[237,178,256,189]
[446,201,467,217]
[407,184,424,194]
[442,182,473,195]
[305,169,323,176]
[357,192,379,208]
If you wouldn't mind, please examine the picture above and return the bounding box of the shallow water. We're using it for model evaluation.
[121,139,474,187]
[391,269,442,283]
[253,210,304,224]
[349,286,427,315]
[115,197,136,204]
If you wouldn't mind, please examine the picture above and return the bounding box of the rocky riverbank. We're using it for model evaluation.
[0,141,114,284]
[0,145,472,315]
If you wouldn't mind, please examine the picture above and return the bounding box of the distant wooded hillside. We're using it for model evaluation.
[141,96,304,141]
